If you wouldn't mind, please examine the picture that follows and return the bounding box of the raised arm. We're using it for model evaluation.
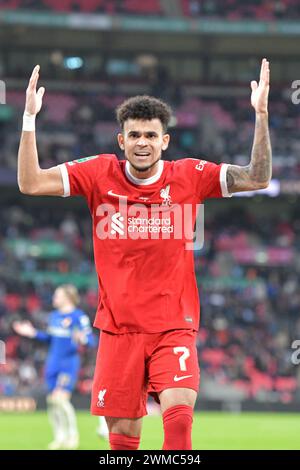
[17,65,64,196]
[226,58,272,193]
[13,320,51,342]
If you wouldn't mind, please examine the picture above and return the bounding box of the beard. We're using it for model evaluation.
[126,156,161,173]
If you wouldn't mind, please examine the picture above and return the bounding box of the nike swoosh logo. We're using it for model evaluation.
[173,375,193,382]
[108,190,127,199]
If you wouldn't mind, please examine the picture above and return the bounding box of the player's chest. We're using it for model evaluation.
[91,178,198,243]
[95,178,195,207]
[52,316,73,330]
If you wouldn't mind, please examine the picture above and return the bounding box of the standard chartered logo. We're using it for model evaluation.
[95,201,204,249]
[110,213,172,236]
[110,212,125,235]
[127,216,173,234]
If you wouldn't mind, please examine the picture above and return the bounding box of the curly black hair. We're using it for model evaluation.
[116,95,172,132]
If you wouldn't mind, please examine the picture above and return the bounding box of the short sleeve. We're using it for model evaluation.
[187,158,232,201]
[58,155,100,198]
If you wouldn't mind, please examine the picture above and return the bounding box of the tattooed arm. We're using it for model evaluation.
[226,58,272,193]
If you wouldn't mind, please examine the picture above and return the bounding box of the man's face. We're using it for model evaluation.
[117,119,170,176]
[52,287,68,309]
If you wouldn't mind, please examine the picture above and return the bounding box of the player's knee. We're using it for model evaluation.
[52,389,71,402]
[46,394,55,406]
[105,417,141,438]
[159,388,197,414]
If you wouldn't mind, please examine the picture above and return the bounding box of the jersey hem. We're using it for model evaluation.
[94,325,198,335]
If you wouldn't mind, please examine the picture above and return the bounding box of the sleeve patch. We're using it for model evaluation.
[73,155,99,164]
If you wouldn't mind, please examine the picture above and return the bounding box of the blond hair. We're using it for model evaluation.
[59,284,80,306]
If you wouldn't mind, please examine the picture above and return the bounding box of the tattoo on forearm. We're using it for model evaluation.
[226,170,234,190]
[249,113,272,183]
[226,165,248,191]
[226,113,272,193]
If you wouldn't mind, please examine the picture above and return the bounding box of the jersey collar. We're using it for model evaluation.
[125,160,164,186]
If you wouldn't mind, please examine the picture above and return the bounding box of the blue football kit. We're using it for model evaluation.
[35,308,95,392]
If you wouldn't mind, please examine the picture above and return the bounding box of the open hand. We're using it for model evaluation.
[251,58,270,114]
[13,320,36,338]
[25,65,45,115]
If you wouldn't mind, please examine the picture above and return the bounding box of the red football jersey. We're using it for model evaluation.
[59,154,231,334]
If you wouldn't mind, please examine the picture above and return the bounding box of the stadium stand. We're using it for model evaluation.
[0,0,299,19]
[182,0,300,19]
[1,88,299,180]
[0,0,162,15]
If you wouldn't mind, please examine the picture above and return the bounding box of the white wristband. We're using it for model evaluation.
[22,111,36,132]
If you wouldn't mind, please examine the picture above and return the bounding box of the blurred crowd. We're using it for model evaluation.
[0,203,299,403]
[183,0,300,19]
[1,0,299,20]
[1,86,299,181]
[197,207,300,402]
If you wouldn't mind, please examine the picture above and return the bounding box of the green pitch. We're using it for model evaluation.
[0,411,299,450]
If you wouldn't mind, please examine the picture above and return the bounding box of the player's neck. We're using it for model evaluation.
[125,160,164,185]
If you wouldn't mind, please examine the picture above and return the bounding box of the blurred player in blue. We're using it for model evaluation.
[13,284,96,449]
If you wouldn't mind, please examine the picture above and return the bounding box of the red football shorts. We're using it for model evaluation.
[91,329,200,418]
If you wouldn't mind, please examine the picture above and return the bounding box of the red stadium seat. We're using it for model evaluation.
[42,0,71,12]
[4,293,22,313]
[249,371,273,395]
[121,0,162,15]
[274,377,297,392]
[201,348,227,368]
